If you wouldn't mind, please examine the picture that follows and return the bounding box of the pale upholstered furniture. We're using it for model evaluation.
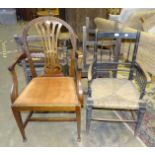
[8,17,83,141]
[86,31,150,135]
[109,9,154,27]
[141,14,155,34]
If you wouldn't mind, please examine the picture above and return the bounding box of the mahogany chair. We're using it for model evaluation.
[86,31,151,135]
[8,16,83,141]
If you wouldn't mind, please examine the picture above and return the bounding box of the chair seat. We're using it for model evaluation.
[91,78,141,110]
[14,77,79,108]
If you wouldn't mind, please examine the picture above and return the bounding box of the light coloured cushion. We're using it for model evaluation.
[109,14,120,22]
[14,77,79,107]
[141,14,155,33]
[148,27,155,34]
[119,8,153,24]
[91,78,140,110]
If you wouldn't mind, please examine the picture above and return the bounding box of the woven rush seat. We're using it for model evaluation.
[91,78,140,109]
[14,77,79,108]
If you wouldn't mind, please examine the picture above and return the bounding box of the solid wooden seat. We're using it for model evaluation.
[14,77,79,108]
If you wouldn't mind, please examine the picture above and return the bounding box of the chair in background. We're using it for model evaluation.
[86,31,151,135]
[82,17,93,75]
[8,16,83,141]
[82,17,118,77]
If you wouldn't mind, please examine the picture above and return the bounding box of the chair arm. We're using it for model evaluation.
[76,70,84,107]
[88,62,94,81]
[136,63,152,83]
[134,63,152,99]
[8,52,27,103]
[8,52,27,72]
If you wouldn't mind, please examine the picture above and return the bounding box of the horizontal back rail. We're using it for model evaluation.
[96,32,138,40]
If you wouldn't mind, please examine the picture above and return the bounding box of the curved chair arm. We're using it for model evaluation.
[88,62,94,81]
[76,70,84,107]
[8,52,27,104]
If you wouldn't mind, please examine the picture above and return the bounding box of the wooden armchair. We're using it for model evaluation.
[86,31,151,135]
[8,16,83,141]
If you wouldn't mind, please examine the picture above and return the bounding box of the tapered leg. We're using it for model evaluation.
[86,105,92,133]
[134,107,146,136]
[12,107,27,142]
[76,106,81,141]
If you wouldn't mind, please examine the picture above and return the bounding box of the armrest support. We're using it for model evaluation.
[8,52,27,103]
[76,70,84,107]
[88,62,94,81]
[134,63,151,99]
[135,63,152,83]
[8,52,27,71]
[77,50,83,70]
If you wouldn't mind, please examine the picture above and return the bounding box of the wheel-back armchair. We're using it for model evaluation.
[86,30,151,135]
[8,16,83,141]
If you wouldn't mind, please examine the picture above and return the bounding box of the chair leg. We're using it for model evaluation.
[134,107,146,136]
[12,107,27,142]
[86,105,92,133]
[76,106,81,141]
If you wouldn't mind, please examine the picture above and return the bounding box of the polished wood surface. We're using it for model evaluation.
[8,16,83,141]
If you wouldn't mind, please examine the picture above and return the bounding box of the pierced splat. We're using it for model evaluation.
[35,20,64,76]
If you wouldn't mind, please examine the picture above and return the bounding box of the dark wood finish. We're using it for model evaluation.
[16,9,66,21]
[16,9,37,21]
[8,16,83,141]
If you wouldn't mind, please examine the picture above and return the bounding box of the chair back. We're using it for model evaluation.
[93,31,141,79]
[21,16,77,78]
